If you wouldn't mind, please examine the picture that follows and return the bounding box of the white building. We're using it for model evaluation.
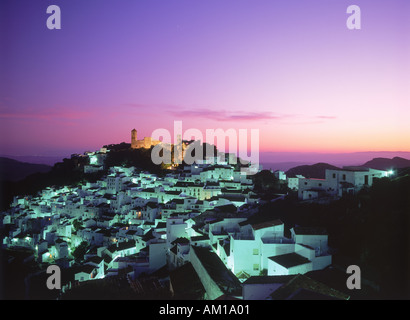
[287,175,305,191]
[226,220,295,277]
[267,226,332,276]
[267,252,312,276]
[298,167,389,200]
[166,217,188,247]
[208,218,246,244]
[274,170,286,181]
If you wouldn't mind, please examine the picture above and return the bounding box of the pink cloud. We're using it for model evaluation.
[316,115,337,120]
[167,107,338,124]
[168,108,284,122]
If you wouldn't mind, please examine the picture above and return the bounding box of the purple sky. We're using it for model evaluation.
[0,0,409,163]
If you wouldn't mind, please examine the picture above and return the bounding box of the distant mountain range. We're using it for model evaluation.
[362,157,410,171]
[0,157,52,182]
[0,154,65,166]
[284,157,410,179]
[285,163,340,179]
[260,151,410,171]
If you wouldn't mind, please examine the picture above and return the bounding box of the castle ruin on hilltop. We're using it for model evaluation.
[130,129,162,149]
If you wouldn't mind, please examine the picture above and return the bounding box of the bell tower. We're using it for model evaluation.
[131,129,137,149]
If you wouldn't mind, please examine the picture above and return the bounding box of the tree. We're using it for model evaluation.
[72,219,82,232]
[71,241,89,261]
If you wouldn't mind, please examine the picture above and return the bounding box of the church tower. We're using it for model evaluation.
[131,129,137,149]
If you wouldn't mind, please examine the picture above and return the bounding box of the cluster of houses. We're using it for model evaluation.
[275,166,390,201]
[2,148,384,299]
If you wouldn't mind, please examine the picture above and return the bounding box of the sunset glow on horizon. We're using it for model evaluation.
[1,0,409,160]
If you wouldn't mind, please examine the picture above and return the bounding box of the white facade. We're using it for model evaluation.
[264,227,332,276]
[166,217,188,246]
[226,221,296,277]
[287,175,305,191]
[208,218,246,244]
[298,167,388,200]
[274,170,286,181]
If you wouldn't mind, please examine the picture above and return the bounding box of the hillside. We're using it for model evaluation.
[0,141,221,210]
[254,173,410,299]
[0,145,158,211]
[0,157,52,182]
[362,157,410,171]
[285,162,340,179]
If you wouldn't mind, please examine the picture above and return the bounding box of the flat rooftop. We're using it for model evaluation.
[269,253,311,269]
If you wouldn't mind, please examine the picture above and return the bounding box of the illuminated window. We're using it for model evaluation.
[253,249,259,255]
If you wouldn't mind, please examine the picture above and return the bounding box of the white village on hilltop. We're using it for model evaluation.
[0,130,393,300]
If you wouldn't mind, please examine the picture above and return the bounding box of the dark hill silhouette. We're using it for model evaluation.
[0,157,52,182]
[362,157,410,171]
[285,162,340,179]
